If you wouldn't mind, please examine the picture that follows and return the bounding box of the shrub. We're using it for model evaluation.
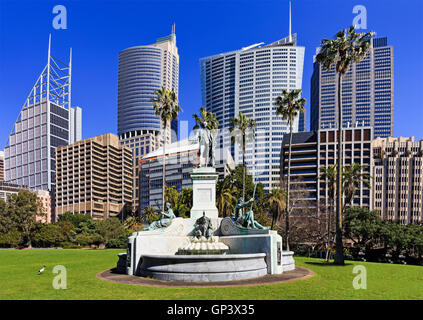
[58,212,92,228]
[33,223,66,247]
[0,230,22,248]
[74,232,104,246]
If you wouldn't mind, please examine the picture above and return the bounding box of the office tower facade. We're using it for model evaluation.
[372,136,423,224]
[3,37,81,191]
[55,133,133,220]
[280,125,373,215]
[200,33,305,190]
[0,151,4,182]
[281,131,318,215]
[311,37,393,138]
[318,126,373,210]
[118,27,179,213]
[139,138,234,211]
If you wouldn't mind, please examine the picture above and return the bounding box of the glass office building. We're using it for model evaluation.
[200,34,305,190]
[3,37,81,191]
[118,27,179,213]
[311,37,394,138]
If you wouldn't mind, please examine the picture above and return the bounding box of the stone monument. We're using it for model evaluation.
[122,122,295,280]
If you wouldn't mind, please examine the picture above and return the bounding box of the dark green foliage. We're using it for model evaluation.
[106,233,128,249]
[217,165,270,226]
[95,217,127,246]
[164,186,192,218]
[2,190,43,248]
[55,221,75,242]
[33,224,66,247]
[58,211,92,228]
[342,207,423,263]
[74,232,104,246]
[343,207,382,251]
[0,230,22,248]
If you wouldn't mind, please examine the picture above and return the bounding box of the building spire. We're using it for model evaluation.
[289,1,292,42]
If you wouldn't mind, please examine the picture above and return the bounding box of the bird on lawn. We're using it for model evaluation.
[37,265,46,275]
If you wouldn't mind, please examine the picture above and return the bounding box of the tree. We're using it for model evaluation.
[164,186,191,218]
[123,216,140,232]
[316,26,373,265]
[55,221,75,242]
[95,218,127,246]
[267,188,286,230]
[164,186,180,208]
[320,165,337,261]
[216,180,238,218]
[143,206,159,224]
[151,86,181,211]
[218,165,267,219]
[342,163,371,210]
[180,188,193,210]
[275,88,306,251]
[406,224,423,259]
[230,112,256,201]
[0,230,22,248]
[6,190,43,248]
[343,207,382,253]
[58,211,92,228]
[33,223,66,247]
[74,232,103,246]
[0,198,14,235]
[379,222,410,258]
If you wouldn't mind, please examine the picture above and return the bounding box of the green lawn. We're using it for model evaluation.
[0,249,421,300]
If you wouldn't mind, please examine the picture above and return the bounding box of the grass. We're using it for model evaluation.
[0,248,422,300]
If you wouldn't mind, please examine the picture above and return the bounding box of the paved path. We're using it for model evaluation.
[96,267,314,288]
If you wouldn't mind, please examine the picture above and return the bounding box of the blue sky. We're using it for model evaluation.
[0,0,422,145]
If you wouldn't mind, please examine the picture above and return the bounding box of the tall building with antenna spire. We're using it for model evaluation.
[3,35,81,191]
[118,26,179,214]
[200,2,305,190]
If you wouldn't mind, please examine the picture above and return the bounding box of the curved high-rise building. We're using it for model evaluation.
[118,26,179,215]
[118,46,163,135]
[118,28,179,140]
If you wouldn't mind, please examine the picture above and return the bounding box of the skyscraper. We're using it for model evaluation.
[118,26,179,213]
[3,36,81,191]
[0,151,4,182]
[200,9,305,190]
[311,36,394,138]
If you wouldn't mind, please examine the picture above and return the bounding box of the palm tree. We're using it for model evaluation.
[142,206,158,224]
[275,89,306,251]
[267,188,286,231]
[192,107,219,165]
[320,165,337,261]
[230,112,256,201]
[342,163,371,211]
[316,26,373,265]
[216,180,238,218]
[151,86,181,211]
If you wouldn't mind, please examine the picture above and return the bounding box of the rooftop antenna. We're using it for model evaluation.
[171,23,176,43]
[289,1,292,43]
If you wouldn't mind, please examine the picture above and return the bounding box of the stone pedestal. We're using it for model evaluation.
[190,167,218,219]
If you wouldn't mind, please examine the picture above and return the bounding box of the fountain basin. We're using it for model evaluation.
[139,253,267,282]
